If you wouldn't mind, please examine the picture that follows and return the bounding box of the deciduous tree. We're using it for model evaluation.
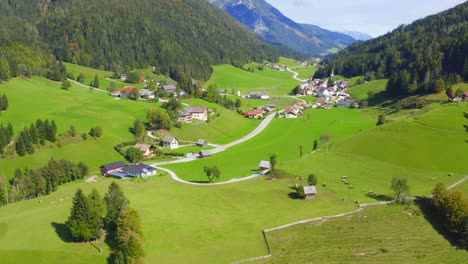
[391,176,410,202]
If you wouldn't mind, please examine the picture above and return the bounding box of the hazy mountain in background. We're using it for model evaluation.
[338,30,373,41]
[209,0,356,56]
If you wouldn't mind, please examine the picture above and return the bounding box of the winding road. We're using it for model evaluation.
[151,112,276,185]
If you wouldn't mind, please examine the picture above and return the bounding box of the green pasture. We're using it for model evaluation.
[205,64,299,96]
[0,176,355,264]
[264,203,468,263]
[348,79,388,101]
[165,108,382,184]
[171,99,260,144]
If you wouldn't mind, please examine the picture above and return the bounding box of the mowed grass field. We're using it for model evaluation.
[0,176,356,264]
[205,64,299,96]
[170,99,260,144]
[347,79,388,101]
[0,77,257,177]
[165,108,382,184]
[281,103,468,201]
[262,203,468,264]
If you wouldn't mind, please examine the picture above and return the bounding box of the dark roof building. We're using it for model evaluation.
[196,139,208,147]
[100,161,126,175]
[122,163,157,178]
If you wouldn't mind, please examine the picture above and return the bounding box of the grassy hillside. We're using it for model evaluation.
[0,76,268,176]
[169,99,260,144]
[165,108,382,183]
[264,204,468,263]
[0,176,355,264]
[282,103,468,201]
[0,77,155,177]
[347,79,388,101]
[205,64,299,96]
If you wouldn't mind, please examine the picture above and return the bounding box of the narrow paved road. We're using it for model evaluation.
[151,112,276,185]
[67,78,107,93]
[287,68,307,82]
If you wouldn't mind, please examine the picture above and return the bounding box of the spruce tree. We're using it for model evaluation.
[104,182,129,229]
[15,132,26,156]
[115,208,145,263]
[67,189,94,241]
[93,74,99,88]
[88,188,105,217]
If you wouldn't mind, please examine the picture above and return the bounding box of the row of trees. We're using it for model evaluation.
[0,93,8,110]
[0,159,88,205]
[15,119,58,156]
[67,183,145,263]
[0,123,13,155]
[431,183,468,248]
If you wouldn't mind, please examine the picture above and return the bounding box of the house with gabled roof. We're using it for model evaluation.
[259,160,271,170]
[122,163,157,178]
[134,143,152,157]
[196,139,208,147]
[243,109,263,119]
[162,135,179,149]
[186,106,208,121]
[303,186,317,200]
[100,161,126,176]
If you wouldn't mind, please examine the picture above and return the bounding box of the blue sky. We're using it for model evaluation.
[265,0,465,37]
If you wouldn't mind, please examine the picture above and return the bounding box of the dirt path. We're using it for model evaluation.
[67,78,107,93]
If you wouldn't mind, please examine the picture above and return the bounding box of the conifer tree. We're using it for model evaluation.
[93,74,99,88]
[67,189,94,241]
[104,182,129,229]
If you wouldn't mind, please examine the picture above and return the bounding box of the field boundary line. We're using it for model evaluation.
[232,207,367,264]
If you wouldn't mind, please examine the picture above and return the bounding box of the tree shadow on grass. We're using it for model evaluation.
[51,222,73,242]
[414,198,466,249]
[365,193,393,201]
[288,192,302,200]
[190,180,211,184]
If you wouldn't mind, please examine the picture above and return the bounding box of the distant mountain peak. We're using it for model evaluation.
[208,0,356,56]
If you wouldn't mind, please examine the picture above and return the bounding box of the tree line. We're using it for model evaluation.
[431,183,468,248]
[15,119,58,157]
[0,159,88,205]
[3,0,282,82]
[0,93,7,110]
[0,122,13,155]
[67,182,145,263]
[315,2,467,97]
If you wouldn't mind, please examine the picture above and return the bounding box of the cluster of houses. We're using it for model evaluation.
[100,161,157,179]
[243,104,276,118]
[281,101,308,118]
[110,81,180,101]
[451,91,468,102]
[178,106,209,123]
[270,63,287,72]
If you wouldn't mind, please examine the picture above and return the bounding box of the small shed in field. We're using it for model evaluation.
[259,160,271,170]
[196,139,208,147]
[199,150,212,158]
[303,186,317,200]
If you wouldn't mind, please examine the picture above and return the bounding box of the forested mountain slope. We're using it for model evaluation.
[1,0,287,80]
[315,2,467,96]
[209,0,356,56]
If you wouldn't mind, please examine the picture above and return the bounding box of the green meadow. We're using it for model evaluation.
[169,99,260,144]
[205,64,299,96]
[165,108,383,185]
[0,77,257,177]
[0,62,467,264]
[0,176,356,264]
[264,203,468,263]
[347,79,388,101]
[166,103,467,203]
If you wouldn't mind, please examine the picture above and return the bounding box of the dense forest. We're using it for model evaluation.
[315,2,468,96]
[0,0,290,81]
